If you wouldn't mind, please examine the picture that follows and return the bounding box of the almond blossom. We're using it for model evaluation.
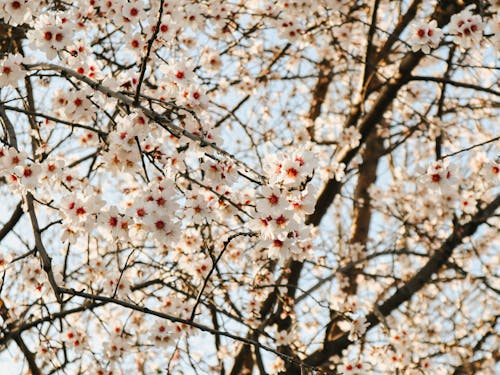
[27,14,74,59]
[449,6,485,48]
[480,160,500,185]
[410,20,443,54]
[338,314,370,341]
[0,53,26,87]
[0,0,35,25]
[423,160,460,194]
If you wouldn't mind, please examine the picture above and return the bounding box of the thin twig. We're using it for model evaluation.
[58,286,321,372]
[0,201,23,243]
[134,0,164,104]
[441,136,500,159]
[26,193,62,303]
[189,232,254,321]
[24,63,267,184]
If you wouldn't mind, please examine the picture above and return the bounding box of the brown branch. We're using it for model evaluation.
[24,63,267,184]
[452,315,499,375]
[58,287,318,372]
[275,25,434,372]
[435,46,456,160]
[12,332,42,375]
[310,51,420,228]
[410,75,500,97]
[0,22,26,55]
[230,2,452,366]
[0,302,104,347]
[0,201,23,242]
[344,129,385,292]
[22,72,41,157]
[214,95,250,128]
[229,259,279,374]
[26,193,63,303]
[257,42,292,83]
[442,136,500,159]
[373,0,422,66]
[3,105,107,136]
[229,343,254,375]
[296,249,428,304]
[189,232,254,321]
[361,0,381,96]
[0,298,41,375]
[135,0,164,104]
[305,58,333,139]
[0,102,18,147]
[321,130,386,344]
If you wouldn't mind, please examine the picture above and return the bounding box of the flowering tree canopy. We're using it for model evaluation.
[0,0,499,374]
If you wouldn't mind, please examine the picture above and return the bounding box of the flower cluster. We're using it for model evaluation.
[338,314,370,341]
[250,149,317,261]
[449,6,484,48]
[27,14,75,59]
[410,20,443,54]
[120,178,181,246]
[0,0,37,25]
[410,6,485,53]
[0,53,26,87]
[423,160,459,194]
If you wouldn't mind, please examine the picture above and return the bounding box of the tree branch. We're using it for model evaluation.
[24,63,266,185]
[26,193,62,303]
[0,201,23,243]
[410,75,500,97]
[301,194,500,369]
